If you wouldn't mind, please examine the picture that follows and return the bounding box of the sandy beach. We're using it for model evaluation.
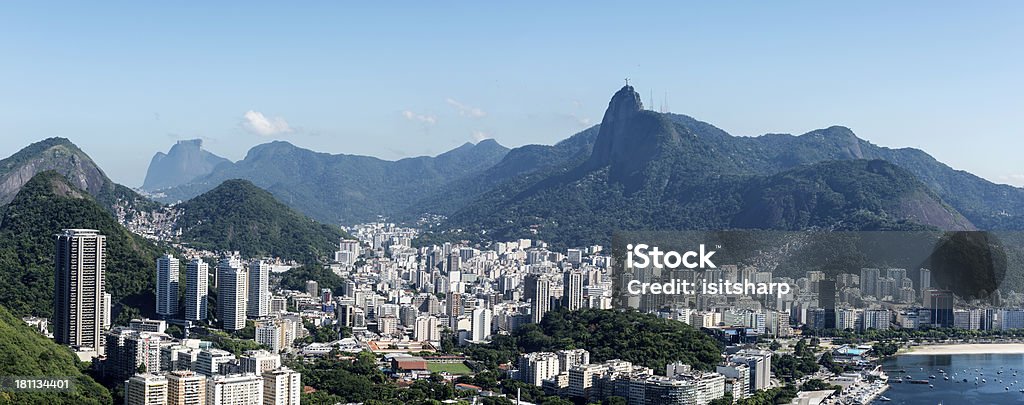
[902,343,1024,356]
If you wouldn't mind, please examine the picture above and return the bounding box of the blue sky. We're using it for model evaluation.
[1,2,1021,187]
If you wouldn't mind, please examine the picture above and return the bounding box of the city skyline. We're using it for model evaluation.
[15,4,1024,404]
[2,2,1023,187]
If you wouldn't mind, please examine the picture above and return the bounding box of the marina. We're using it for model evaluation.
[874,353,1024,404]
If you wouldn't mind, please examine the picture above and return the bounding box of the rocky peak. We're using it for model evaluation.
[586,85,670,174]
[601,85,643,126]
[0,138,110,204]
[143,138,231,190]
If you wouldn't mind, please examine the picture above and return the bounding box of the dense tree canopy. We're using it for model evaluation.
[175,179,345,261]
[463,308,723,373]
[0,304,111,404]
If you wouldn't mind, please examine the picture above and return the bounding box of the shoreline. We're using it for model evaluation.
[900,343,1024,356]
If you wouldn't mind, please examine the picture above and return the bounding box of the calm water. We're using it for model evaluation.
[875,354,1024,404]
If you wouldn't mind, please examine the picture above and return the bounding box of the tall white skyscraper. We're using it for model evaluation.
[217,255,247,330]
[525,274,551,323]
[156,254,180,317]
[185,259,209,322]
[53,229,109,354]
[247,260,271,318]
[562,270,584,311]
[471,306,493,342]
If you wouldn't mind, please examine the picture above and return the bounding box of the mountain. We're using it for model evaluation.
[0,304,111,404]
[153,139,510,224]
[732,159,973,231]
[0,137,160,220]
[437,86,980,246]
[136,88,1023,242]
[658,118,1024,231]
[173,179,345,260]
[408,126,601,218]
[142,139,230,190]
[0,171,162,319]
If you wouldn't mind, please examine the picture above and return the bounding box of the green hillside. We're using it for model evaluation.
[0,171,161,318]
[175,179,344,261]
[0,304,111,404]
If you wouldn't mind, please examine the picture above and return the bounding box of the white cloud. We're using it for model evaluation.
[471,130,490,142]
[573,114,593,127]
[402,110,438,125]
[242,110,292,136]
[999,174,1024,187]
[446,98,487,118]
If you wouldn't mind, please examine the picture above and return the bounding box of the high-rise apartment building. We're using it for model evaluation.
[53,229,109,354]
[263,367,302,405]
[818,279,837,329]
[925,289,954,328]
[414,316,441,342]
[105,328,162,380]
[525,274,551,323]
[207,374,263,405]
[859,268,880,298]
[471,306,492,342]
[185,259,209,322]
[562,270,584,311]
[217,255,247,330]
[124,373,168,405]
[247,260,270,318]
[241,350,282,375]
[167,370,206,405]
[156,254,180,317]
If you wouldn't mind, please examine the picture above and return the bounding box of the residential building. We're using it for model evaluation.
[167,370,206,405]
[217,256,247,331]
[262,367,302,405]
[185,259,209,322]
[53,229,109,354]
[124,373,168,405]
[247,260,271,318]
[156,255,180,317]
[207,374,263,405]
